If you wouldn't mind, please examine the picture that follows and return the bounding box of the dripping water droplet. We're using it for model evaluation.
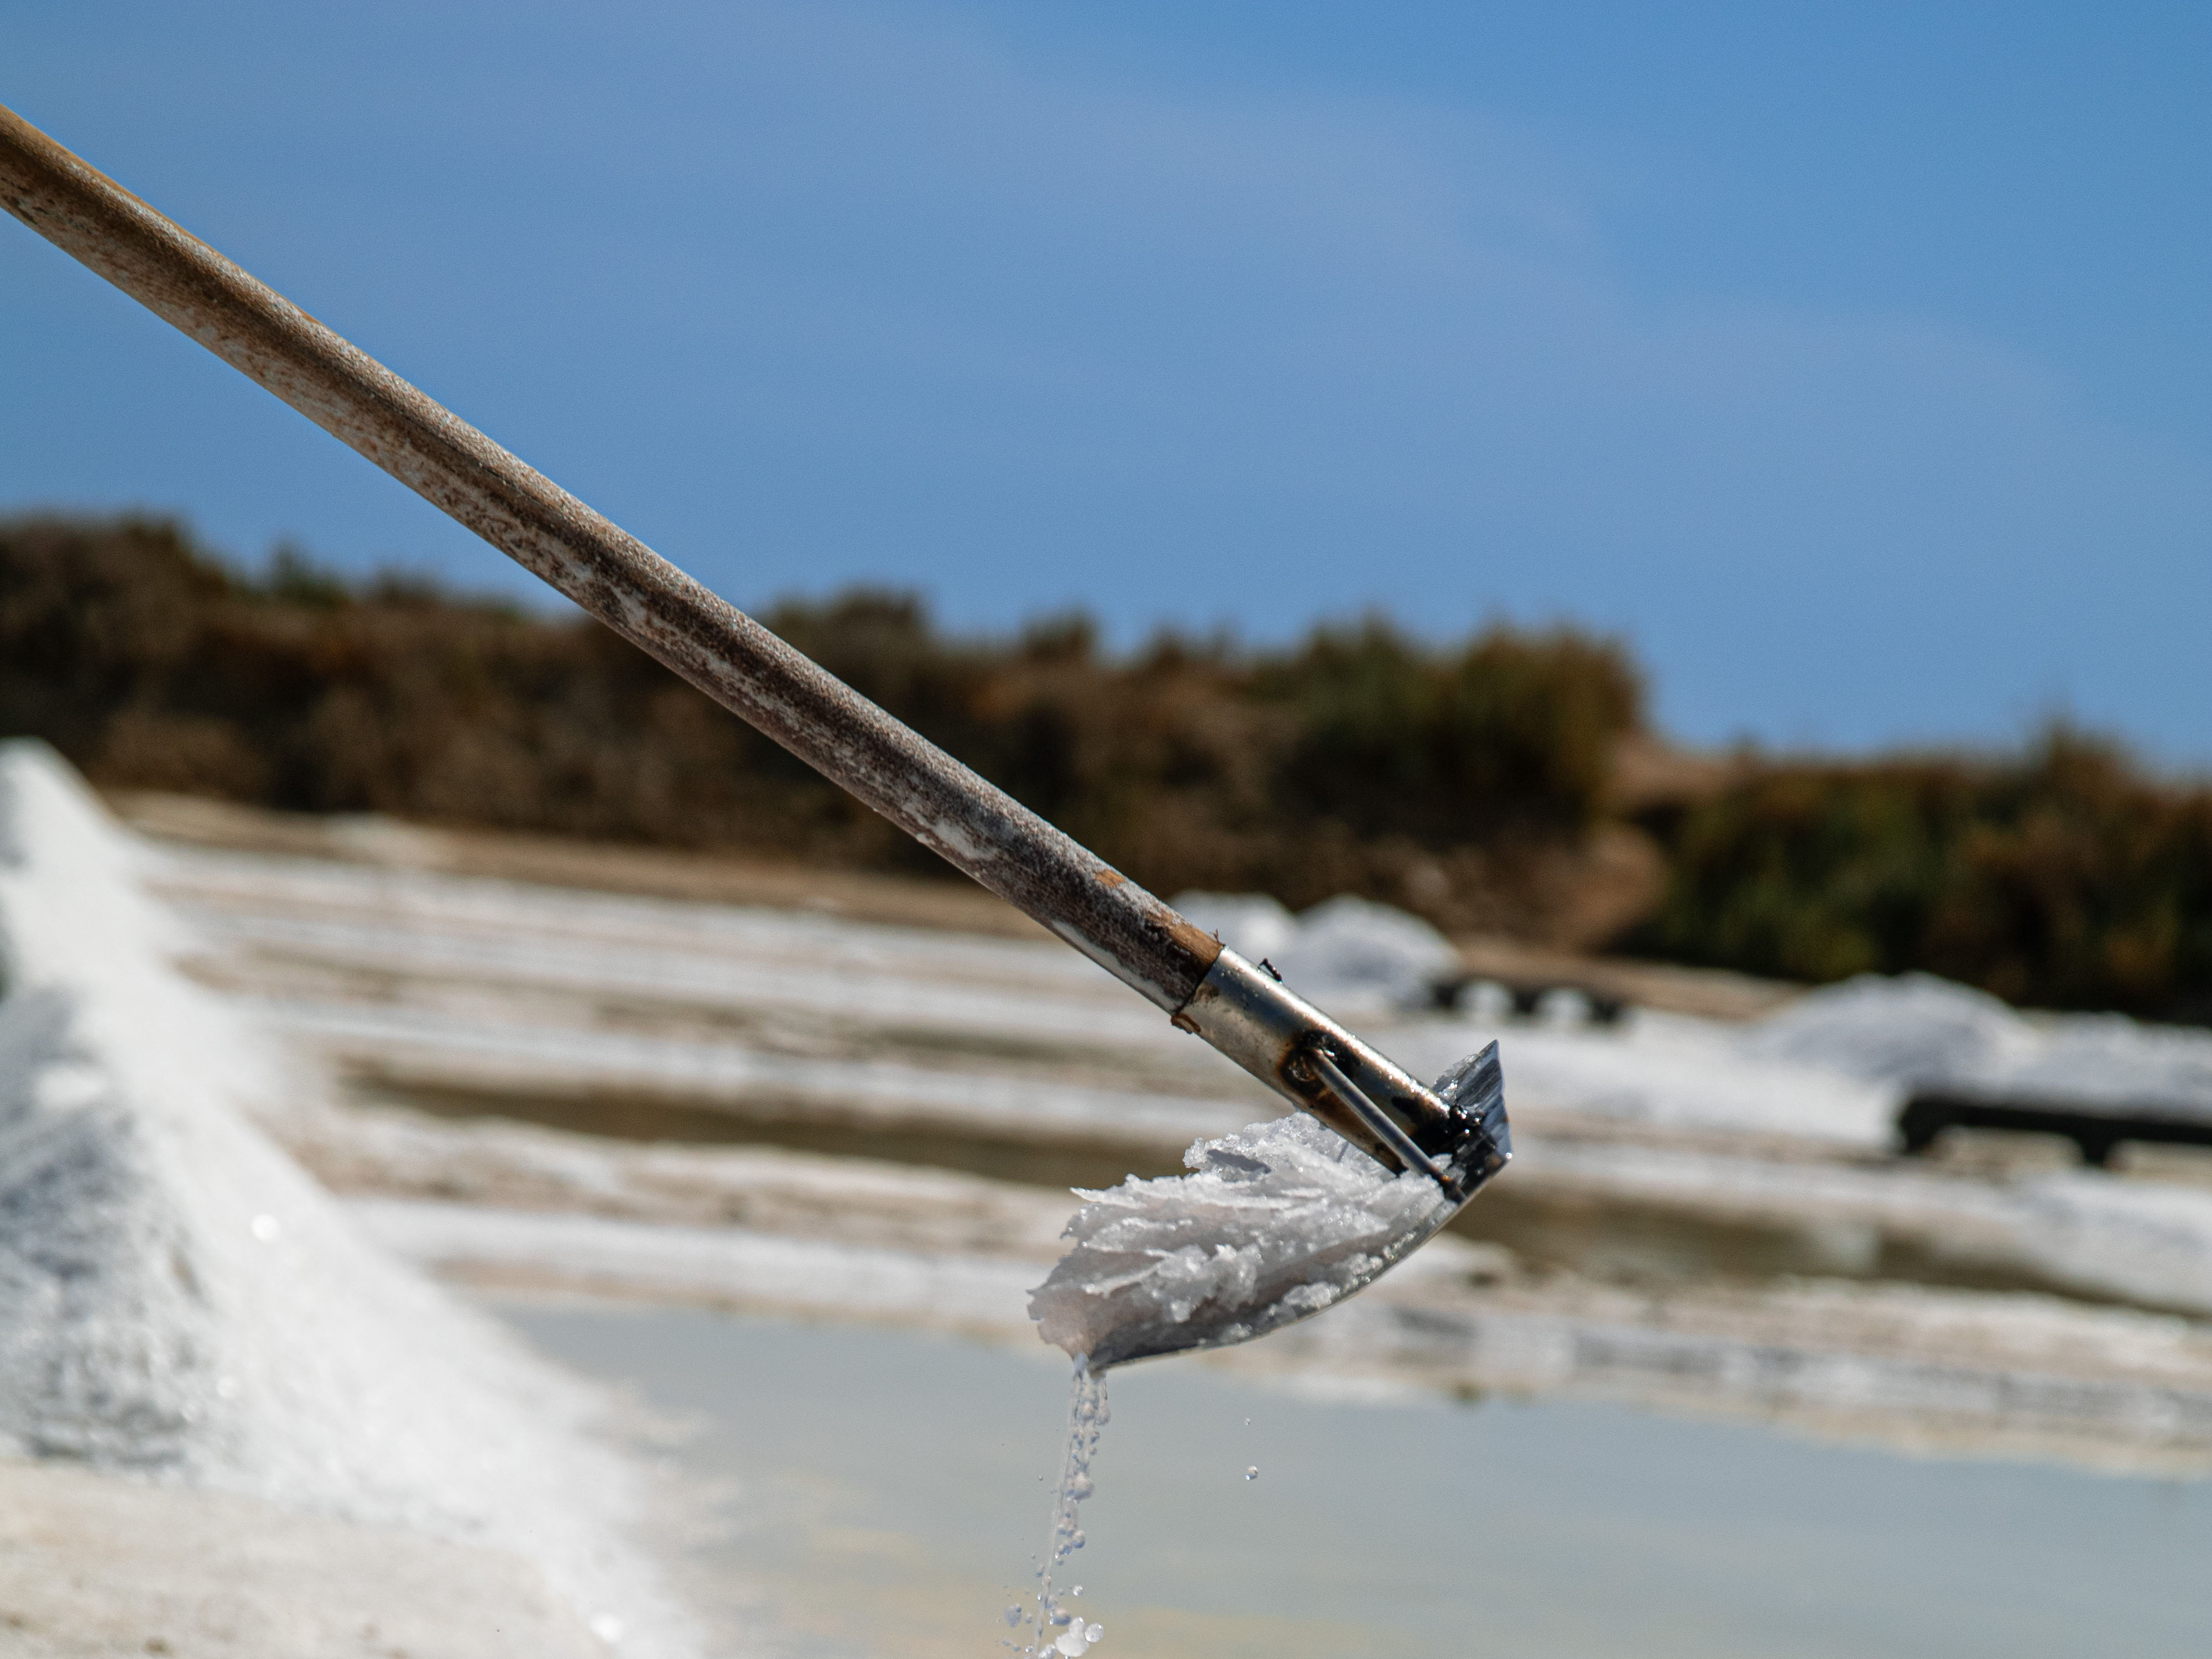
[1014,1359,1109,1657]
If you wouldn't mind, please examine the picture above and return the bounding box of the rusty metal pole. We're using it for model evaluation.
[0,101,1506,1198]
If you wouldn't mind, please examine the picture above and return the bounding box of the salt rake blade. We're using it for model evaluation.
[1074,1044,1510,1371]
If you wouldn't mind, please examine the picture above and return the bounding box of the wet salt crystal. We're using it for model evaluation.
[1244,1465,1259,1481]
[249,1213,280,1242]
[1026,1110,1457,1369]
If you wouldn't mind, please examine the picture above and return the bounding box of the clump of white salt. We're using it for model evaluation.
[1026,1108,1460,1371]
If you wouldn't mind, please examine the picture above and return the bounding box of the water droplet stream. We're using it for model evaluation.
[1006,1359,1109,1657]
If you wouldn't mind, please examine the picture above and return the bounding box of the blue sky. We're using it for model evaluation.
[4,2,2207,759]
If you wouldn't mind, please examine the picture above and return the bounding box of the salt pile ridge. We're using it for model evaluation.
[1746,972,2212,1119]
[1393,975,2212,1150]
[1027,1048,1496,1369]
[0,742,692,1656]
[1178,891,2212,1141]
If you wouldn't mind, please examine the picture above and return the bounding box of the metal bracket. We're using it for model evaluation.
[1172,948,1510,1202]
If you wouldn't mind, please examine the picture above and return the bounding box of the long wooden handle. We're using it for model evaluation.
[0,101,1224,1012]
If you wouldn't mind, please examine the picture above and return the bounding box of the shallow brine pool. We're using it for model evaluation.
[495,1301,2212,1659]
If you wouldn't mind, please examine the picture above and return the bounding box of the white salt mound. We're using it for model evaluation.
[1741,973,2035,1087]
[1171,892,1297,968]
[0,742,692,1656]
[1172,890,1459,1013]
[1028,1048,1498,1368]
[1281,894,1461,1010]
[1746,972,2212,1119]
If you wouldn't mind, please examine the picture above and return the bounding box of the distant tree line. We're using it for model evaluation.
[0,514,1639,934]
[4,513,2208,1020]
[1628,734,2212,1021]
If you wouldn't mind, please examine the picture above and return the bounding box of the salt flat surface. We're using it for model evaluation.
[249,994,1254,1145]
[191,902,1173,1048]
[107,779,2212,1465]
[354,1196,1041,1331]
[152,842,1197,1055]
[1524,1135,2212,1317]
[152,820,2212,1172]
